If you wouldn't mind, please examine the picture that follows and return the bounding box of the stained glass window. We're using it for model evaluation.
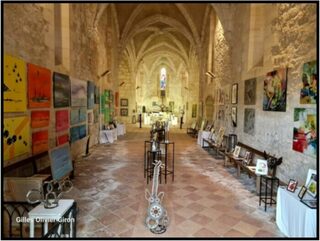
[160,67,166,90]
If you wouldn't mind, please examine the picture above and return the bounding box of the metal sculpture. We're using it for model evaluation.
[145,160,169,234]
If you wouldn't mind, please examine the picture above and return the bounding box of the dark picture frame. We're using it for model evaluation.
[120,98,128,107]
[120,108,128,116]
[231,84,238,104]
[287,179,298,192]
[300,199,317,209]
[298,186,307,199]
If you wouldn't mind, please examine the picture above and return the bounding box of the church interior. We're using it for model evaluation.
[2,2,318,238]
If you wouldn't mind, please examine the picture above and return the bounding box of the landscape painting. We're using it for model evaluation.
[87,81,95,109]
[56,110,69,132]
[53,72,71,108]
[71,77,87,107]
[32,130,48,155]
[3,116,30,161]
[263,68,287,111]
[49,144,73,181]
[57,134,69,146]
[300,60,317,104]
[27,63,51,108]
[244,108,255,135]
[292,108,317,157]
[31,111,50,128]
[4,54,27,112]
[244,78,256,105]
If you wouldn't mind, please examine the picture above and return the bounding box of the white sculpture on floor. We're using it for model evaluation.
[145,160,169,234]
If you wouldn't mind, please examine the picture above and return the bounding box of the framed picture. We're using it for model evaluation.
[233,145,241,157]
[305,169,316,186]
[244,151,252,165]
[231,106,237,127]
[306,179,317,197]
[231,84,238,104]
[300,60,317,104]
[300,199,317,209]
[287,179,298,192]
[298,186,307,199]
[255,159,268,175]
[120,98,128,107]
[120,108,128,116]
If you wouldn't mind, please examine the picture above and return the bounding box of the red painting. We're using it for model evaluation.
[57,134,69,146]
[28,63,51,108]
[31,111,50,128]
[115,92,119,107]
[56,110,69,132]
[32,130,48,155]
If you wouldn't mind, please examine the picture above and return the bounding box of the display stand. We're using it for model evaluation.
[259,175,279,211]
[159,141,175,183]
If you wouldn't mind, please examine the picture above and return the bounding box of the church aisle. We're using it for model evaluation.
[64,127,284,237]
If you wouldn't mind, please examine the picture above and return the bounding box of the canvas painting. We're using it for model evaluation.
[49,144,73,181]
[79,125,87,139]
[192,104,197,118]
[120,108,128,116]
[56,110,69,132]
[94,86,100,104]
[120,98,128,107]
[3,116,30,161]
[300,60,317,104]
[244,108,255,135]
[27,63,51,108]
[244,78,256,105]
[71,77,87,107]
[4,54,27,112]
[32,130,48,155]
[263,68,287,111]
[217,108,225,121]
[70,126,80,143]
[292,108,317,157]
[79,107,87,122]
[87,81,95,109]
[53,72,71,108]
[57,134,69,146]
[31,111,50,128]
[70,109,80,125]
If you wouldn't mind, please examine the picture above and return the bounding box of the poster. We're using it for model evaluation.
[32,130,48,155]
[53,72,70,108]
[28,63,51,108]
[31,111,50,128]
[71,77,87,107]
[4,54,27,112]
[56,110,69,132]
[300,60,317,104]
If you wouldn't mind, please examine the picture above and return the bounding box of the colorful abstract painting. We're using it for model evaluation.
[244,108,255,135]
[94,86,100,104]
[244,78,256,105]
[27,63,51,108]
[87,81,95,109]
[3,116,30,161]
[53,72,71,108]
[4,54,27,112]
[56,110,69,132]
[300,60,317,104]
[31,111,50,128]
[263,68,287,111]
[293,108,317,157]
[32,130,48,155]
[49,144,73,181]
[57,134,69,146]
[71,77,87,107]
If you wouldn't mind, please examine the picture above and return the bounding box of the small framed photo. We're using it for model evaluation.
[255,159,268,175]
[120,98,128,107]
[231,84,238,104]
[300,199,317,209]
[120,108,128,116]
[298,186,307,199]
[306,179,317,197]
[233,145,241,157]
[287,179,298,192]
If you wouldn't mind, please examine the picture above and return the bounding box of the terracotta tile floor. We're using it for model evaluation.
[64,126,285,238]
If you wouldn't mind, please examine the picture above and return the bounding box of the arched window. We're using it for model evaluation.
[160,67,166,90]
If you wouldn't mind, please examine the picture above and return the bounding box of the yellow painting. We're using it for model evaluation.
[4,54,27,112]
[3,116,30,161]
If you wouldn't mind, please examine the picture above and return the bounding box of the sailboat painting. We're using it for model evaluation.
[32,130,49,155]
[71,77,87,107]
[54,72,71,108]
[4,54,27,112]
[28,63,51,108]
[31,111,50,128]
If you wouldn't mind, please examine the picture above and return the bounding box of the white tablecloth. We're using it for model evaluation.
[197,131,211,147]
[117,124,126,136]
[276,186,316,237]
[144,114,151,125]
[100,129,117,144]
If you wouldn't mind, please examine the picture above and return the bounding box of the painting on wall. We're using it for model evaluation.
[70,126,80,143]
[53,72,71,108]
[94,86,100,104]
[57,134,69,146]
[231,106,237,127]
[231,84,238,104]
[79,125,87,139]
[263,68,287,111]
[56,109,69,132]
[300,60,317,104]
[244,78,256,105]
[49,144,73,181]
[292,108,317,157]
[28,63,51,108]
[79,107,87,122]
[192,104,197,118]
[3,116,30,161]
[31,111,50,128]
[4,54,27,112]
[217,88,225,105]
[120,108,128,116]
[217,108,225,121]
[71,77,87,107]
[120,98,128,107]
[70,109,79,125]
[32,130,48,155]
[244,108,255,135]
[87,81,95,109]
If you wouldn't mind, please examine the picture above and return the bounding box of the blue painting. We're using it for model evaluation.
[79,107,87,122]
[49,144,73,181]
[79,125,87,139]
[87,81,95,109]
[70,109,79,125]
[53,72,71,108]
[70,126,80,143]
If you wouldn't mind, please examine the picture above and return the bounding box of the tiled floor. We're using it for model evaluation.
[64,126,284,238]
